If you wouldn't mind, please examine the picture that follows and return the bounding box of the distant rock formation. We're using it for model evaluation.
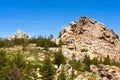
[8,30,32,40]
[59,16,120,61]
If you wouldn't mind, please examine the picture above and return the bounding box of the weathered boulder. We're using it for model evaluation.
[90,64,120,80]
[90,65,98,73]
[8,30,32,40]
[56,64,77,77]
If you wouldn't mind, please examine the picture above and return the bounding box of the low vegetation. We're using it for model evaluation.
[0,35,60,48]
[0,49,120,80]
[69,54,120,72]
[0,35,120,80]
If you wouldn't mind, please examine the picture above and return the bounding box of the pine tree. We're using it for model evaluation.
[53,50,66,67]
[40,53,55,80]
[48,34,54,39]
[91,57,99,66]
[0,50,12,80]
[0,50,9,69]
[0,39,4,48]
[13,52,26,68]
[69,54,81,71]
[57,70,66,80]
[83,54,91,71]
[103,55,111,65]
[70,68,75,80]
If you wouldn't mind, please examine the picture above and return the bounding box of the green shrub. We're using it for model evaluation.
[53,50,66,67]
[82,54,91,71]
[103,55,111,65]
[12,52,26,68]
[40,53,56,80]
[0,50,8,68]
[69,54,81,71]
[57,70,66,80]
[81,49,88,52]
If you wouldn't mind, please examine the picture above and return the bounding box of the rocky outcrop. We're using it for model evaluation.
[8,30,32,40]
[55,64,120,80]
[59,16,120,61]
[90,64,120,80]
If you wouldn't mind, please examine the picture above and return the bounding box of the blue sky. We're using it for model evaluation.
[0,0,120,38]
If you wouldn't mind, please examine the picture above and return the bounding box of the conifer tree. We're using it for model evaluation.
[91,57,99,66]
[0,50,7,68]
[70,68,75,80]
[57,70,66,80]
[13,52,26,68]
[53,50,66,67]
[40,52,55,80]
[103,55,111,65]
[83,54,91,71]
[0,50,12,80]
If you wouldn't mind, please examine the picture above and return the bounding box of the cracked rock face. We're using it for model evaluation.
[59,16,120,61]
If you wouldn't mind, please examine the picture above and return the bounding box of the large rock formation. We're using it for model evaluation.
[8,30,32,40]
[59,16,120,61]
